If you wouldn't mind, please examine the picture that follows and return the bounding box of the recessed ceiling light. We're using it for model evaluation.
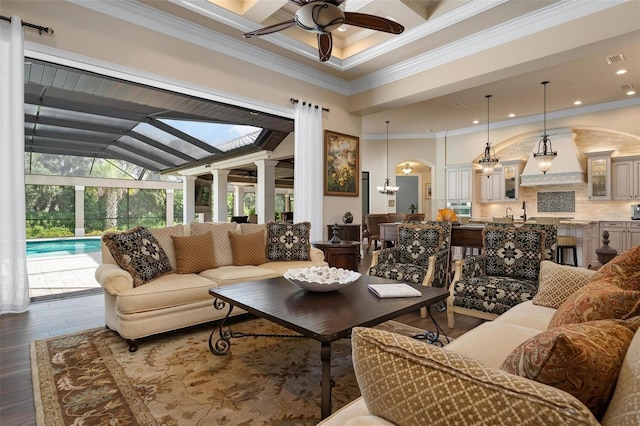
[508,113,515,118]
[627,90,637,96]
[616,69,628,75]
[574,100,583,105]
[473,120,479,124]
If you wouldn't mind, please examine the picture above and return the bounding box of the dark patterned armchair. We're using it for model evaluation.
[368,221,451,318]
[446,225,547,328]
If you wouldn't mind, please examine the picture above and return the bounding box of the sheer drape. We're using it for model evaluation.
[293,103,323,242]
[0,16,29,313]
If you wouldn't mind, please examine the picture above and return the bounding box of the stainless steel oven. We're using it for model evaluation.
[446,201,472,218]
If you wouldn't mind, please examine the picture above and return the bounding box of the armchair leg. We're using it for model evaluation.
[447,309,455,329]
[420,306,427,319]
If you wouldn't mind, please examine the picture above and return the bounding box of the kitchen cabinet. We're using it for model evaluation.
[599,221,640,254]
[477,161,522,202]
[612,156,640,200]
[586,151,613,200]
[446,165,473,201]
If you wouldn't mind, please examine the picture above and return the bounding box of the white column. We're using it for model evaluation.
[212,170,230,222]
[255,160,278,224]
[285,190,292,212]
[233,185,245,216]
[74,185,85,237]
[182,175,196,224]
[166,188,174,226]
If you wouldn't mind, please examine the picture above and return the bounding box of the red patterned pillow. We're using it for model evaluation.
[549,279,640,329]
[501,317,640,420]
[591,244,640,291]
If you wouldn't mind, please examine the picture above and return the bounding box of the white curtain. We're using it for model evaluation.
[294,103,324,242]
[0,16,29,314]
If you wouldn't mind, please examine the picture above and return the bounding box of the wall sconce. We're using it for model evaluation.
[533,81,557,174]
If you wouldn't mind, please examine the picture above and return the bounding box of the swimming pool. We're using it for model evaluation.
[26,238,102,258]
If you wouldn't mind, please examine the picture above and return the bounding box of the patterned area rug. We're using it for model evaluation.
[31,317,442,425]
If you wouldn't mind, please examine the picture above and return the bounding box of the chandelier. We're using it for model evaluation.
[377,120,399,195]
[402,163,412,175]
[478,95,499,177]
[533,81,557,174]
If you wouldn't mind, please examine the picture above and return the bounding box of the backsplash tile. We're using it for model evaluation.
[537,191,575,212]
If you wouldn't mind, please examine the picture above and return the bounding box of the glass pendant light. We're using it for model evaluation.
[377,121,399,195]
[478,95,499,177]
[533,81,557,174]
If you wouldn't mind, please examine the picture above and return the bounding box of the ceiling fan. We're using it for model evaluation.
[242,0,405,62]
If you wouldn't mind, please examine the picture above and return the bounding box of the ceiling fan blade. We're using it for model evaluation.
[325,0,346,5]
[243,19,296,38]
[317,33,333,62]
[344,12,404,34]
[289,0,312,5]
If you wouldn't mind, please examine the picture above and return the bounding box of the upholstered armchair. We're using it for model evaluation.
[447,225,547,328]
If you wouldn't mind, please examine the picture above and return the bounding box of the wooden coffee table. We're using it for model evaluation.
[208,276,449,419]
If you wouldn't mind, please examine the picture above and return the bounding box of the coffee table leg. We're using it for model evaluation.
[209,299,235,355]
[413,302,449,346]
[320,342,332,419]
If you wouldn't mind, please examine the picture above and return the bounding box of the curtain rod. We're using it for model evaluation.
[1,15,53,35]
[290,98,329,112]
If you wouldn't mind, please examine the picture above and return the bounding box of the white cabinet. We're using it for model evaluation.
[586,151,612,200]
[612,156,640,200]
[478,169,502,202]
[599,221,640,253]
[446,165,473,201]
[476,161,522,202]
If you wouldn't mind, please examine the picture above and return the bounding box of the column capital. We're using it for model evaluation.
[254,159,279,168]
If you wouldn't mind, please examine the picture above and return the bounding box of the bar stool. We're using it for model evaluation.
[536,217,578,266]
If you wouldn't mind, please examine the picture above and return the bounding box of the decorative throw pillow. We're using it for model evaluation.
[171,233,217,274]
[351,327,598,425]
[229,231,266,266]
[149,224,184,271]
[266,221,311,261]
[532,261,596,309]
[501,317,640,420]
[591,244,640,291]
[548,278,640,328]
[190,222,238,267]
[102,226,172,287]
[482,227,545,281]
[397,224,443,265]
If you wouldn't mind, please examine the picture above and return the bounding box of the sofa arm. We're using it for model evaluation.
[351,327,599,426]
[310,247,325,262]
[95,263,134,295]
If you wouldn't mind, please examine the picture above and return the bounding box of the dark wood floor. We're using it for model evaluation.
[0,251,483,425]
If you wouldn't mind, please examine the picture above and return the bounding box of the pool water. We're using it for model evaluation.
[26,238,102,258]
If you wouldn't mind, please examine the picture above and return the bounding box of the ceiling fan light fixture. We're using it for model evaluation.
[295,3,345,34]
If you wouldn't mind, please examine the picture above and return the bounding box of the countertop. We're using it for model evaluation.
[469,218,599,226]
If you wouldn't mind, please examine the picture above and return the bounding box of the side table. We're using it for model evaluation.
[312,241,361,272]
[326,224,361,242]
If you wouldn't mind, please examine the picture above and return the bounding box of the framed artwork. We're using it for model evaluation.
[425,183,432,199]
[324,130,359,197]
[388,199,395,207]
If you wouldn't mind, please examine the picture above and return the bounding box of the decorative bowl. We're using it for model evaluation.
[283,266,361,292]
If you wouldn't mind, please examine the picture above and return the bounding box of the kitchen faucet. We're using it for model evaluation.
[505,207,513,219]
[521,201,527,222]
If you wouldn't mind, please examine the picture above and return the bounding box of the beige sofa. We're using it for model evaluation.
[95,222,326,352]
[320,256,640,425]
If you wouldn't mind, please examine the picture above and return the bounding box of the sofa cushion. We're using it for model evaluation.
[532,261,596,309]
[171,233,217,273]
[198,265,279,286]
[501,317,640,420]
[482,227,545,281]
[266,221,311,261]
[149,224,185,271]
[351,327,599,426]
[229,231,266,266]
[102,226,172,287]
[591,244,640,291]
[190,222,238,267]
[493,300,556,331]
[548,278,640,328]
[601,328,640,425]
[239,223,266,236]
[259,258,327,275]
[452,275,539,317]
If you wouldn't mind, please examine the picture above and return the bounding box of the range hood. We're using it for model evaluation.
[520,128,586,186]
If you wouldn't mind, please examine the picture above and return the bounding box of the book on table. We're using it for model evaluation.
[367,283,422,298]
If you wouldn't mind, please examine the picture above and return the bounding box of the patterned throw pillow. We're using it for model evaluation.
[591,244,640,291]
[351,327,598,425]
[102,226,172,287]
[532,261,596,309]
[501,317,640,420]
[190,222,238,267]
[482,227,545,281]
[171,233,217,274]
[266,222,311,261]
[397,224,442,265]
[229,231,266,266]
[548,278,640,328]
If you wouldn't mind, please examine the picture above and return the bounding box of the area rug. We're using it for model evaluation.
[32,318,440,425]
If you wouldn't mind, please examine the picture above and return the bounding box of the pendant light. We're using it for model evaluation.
[402,163,412,175]
[533,81,557,174]
[377,120,399,195]
[478,95,499,177]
